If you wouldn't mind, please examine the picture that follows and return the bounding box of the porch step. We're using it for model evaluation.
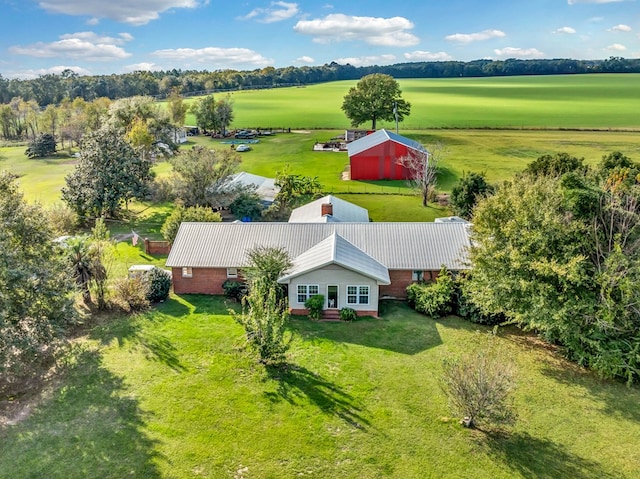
[321,310,341,321]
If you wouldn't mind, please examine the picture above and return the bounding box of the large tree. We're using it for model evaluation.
[0,172,78,391]
[170,145,241,208]
[341,73,411,130]
[397,143,443,207]
[62,126,154,219]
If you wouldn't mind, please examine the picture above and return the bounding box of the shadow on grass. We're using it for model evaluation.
[482,430,618,479]
[264,364,369,430]
[290,300,442,355]
[0,348,163,479]
[539,358,640,424]
[88,298,192,373]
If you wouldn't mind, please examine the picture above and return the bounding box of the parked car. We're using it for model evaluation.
[234,130,256,139]
[235,144,251,152]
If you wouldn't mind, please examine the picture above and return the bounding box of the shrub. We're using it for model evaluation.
[230,191,263,221]
[304,294,325,321]
[25,133,56,158]
[222,280,248,302]
[46,202,78,236]
[146,267,172,302]
[440,348,517,429]
[406,266,455,318]
[339,307,357,322]
[161,204,221,243]
[454,275,504,325]
[112,276,150,313]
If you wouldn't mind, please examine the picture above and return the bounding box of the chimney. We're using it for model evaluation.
[321,202,333,217]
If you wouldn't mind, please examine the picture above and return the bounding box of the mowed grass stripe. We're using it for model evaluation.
[178,74,640,130]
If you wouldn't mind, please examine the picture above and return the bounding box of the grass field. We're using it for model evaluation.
[1,297,638,478]
[4,128,640,225]
[182,74,640,131]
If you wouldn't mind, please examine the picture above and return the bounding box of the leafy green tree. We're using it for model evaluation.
[161,204,222,243]
[191,94,218,133]
[242,246,292,301]
[169,145,241,207]
[167,87,188,126]
[341,73,411,130]
[62,126,154,219]
[232,276,291,364]
[450,172,494,219]
[25,133,56,158]
[524,152,586,178]
[267,165,322,218]
[230,191,263,221]
[0,172,78,390]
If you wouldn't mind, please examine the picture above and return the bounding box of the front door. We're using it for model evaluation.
[327,285,338,309]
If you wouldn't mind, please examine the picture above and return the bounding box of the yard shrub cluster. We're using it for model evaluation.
[407,267,456,318]
[222,280,248,302]
[339,307,357,322]
[112,276,150,313]
[304,294,325,321]
[146,267,172,302]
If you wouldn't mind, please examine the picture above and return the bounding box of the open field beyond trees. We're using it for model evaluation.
[1,298,639,479]
[181,74,640,131]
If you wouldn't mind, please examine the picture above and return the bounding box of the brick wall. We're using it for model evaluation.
[172,267,228,294]
[144,239,171,255]
[379,269,439,298]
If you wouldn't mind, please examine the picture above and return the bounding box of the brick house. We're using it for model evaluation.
[165,222,470,317]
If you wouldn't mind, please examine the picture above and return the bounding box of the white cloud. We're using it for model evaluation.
[241,2,299,23]
[5,65,92,80]
[403,50,453,61]
[568,0,626,4]
[445,29,506,43]
[493,47,545,58]
[125,62,159,72]
[610,24,632,32]
[295,55,315,63]
[606,43,627,51]
[152,47,272,68]
[334,54,397,67]
[554,27,577,34]
[37,0,201,25]
[9,32,133,60]
[294,14,419,47]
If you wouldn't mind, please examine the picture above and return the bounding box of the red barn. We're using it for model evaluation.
[347,129,427,180]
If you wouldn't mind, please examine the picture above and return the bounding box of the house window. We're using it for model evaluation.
[347,285,369,305]
[297,284,319,303]
[227,267,238,278]
[182,267,193,278]
[412,270,423,282]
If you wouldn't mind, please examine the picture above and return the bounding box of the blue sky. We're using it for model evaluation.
[1,0,638,78]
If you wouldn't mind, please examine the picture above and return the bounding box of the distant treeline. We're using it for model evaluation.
[1,56,639,107]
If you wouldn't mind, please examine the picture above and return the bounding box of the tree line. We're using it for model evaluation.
[1,57,639,107]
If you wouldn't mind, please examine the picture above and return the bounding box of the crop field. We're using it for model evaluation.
[183,74,640,130]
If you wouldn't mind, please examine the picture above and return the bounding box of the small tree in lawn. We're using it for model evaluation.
[232,276,291,364]
[440,348,517,429]
[397,142,444,207]
[25,132,56,158]
[450,172,494,220]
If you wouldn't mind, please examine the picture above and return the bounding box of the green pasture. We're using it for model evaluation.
[4,128,640,224]
[2,297,638,478]
[181,74,640,130]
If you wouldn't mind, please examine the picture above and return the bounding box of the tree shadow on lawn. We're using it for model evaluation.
[289,305,442,355]
[88,298,191,373]
[0,348,164,479]
[481,430,619,479]
[264,364,370,431]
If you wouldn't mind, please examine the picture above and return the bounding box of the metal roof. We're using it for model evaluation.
[166,222,470,271]
[278,232,390,284]
[226,172,279,202]
[346,129,427,157]
[288,195,369,223]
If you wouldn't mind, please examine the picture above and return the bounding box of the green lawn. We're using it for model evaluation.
[180,74,640,131]
[2,297,638,478]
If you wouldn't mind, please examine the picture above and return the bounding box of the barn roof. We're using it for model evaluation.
[166,222,470,271]
[288,195,369,223]
[278,232,390,284]
[346,129,427,157]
